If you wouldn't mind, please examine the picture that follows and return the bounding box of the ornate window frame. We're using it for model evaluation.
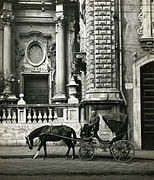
[137,0,154,52]
[138,0,152,38]
[25,40,46,67]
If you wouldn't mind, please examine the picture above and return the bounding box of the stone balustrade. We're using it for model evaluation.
[0,94,80,145]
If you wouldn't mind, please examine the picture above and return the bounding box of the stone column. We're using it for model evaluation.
[66,17,75,85]
[0,2,16,102]
[53,3,67,102]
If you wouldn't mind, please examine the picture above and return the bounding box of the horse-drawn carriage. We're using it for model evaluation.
[25,113,135,162]
[78,113,135,162]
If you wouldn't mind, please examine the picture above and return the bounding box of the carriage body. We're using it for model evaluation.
[78,113,135,162]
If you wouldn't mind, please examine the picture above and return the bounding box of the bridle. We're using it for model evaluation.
[26,136,33,148]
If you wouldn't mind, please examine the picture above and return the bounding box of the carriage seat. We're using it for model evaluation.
[80,124,94,142]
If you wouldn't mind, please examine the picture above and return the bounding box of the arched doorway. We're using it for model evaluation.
[141,62,154,149]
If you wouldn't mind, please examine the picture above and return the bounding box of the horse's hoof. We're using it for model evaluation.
[72,156,76,159]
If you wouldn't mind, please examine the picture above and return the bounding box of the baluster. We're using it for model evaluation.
[33,109,37,123]
[48,108,52,123]
[38,111,42,123]
[54,109,58,120]
[43,110,47,123]
[12,110,17,123]
[7,108,12,123]
[2,109,7,123]
[27,109,31,123]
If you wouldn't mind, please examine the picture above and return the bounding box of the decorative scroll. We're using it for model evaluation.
[137,3,143,36]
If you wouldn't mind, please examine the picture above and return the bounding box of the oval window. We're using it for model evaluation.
[26,40,46,66]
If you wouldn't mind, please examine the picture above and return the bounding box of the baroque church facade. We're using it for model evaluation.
[0,0,154,150]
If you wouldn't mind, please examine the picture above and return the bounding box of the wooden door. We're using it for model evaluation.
[24,75,49,104]
[141,62,154,149]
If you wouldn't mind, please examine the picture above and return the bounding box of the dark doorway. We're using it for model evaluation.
[141,62,154,149]
[24,75,49,104]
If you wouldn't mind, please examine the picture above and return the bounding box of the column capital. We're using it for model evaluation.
[1,9,14,26]
[55,3,65,27]
[55,14,65,26]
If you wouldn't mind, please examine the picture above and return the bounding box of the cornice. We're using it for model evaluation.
[19,31,51,39]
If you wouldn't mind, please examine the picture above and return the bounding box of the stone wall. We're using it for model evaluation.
[80,0,120,101]
[0,123,49,145]
[122,0,146,145]
[0,105,81,145]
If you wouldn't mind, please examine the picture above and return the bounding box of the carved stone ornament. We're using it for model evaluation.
[25,40,46,67]
[1,9,14,25]
[137,3,143,36]
[15,41,25,67]
[80,0,86,24]
[55,13,65,27]
[73,52,86,73]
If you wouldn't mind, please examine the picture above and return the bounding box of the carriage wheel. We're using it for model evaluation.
[78,143,95,160]
[110,140,135,162]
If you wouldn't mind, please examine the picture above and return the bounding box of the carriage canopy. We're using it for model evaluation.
[102,113,128,135]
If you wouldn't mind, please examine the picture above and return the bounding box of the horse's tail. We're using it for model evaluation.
[72,129,77,144]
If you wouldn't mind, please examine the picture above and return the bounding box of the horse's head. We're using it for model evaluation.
[25,136,33,150]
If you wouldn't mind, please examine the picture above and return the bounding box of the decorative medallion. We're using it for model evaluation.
[25,40,46,66]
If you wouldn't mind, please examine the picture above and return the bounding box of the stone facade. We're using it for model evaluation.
[78,0,154,149]
[80,0,118,95]
[0,0,154,149]
[78,0,123,124]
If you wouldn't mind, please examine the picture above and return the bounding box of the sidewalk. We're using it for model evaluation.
[0,145,154,160]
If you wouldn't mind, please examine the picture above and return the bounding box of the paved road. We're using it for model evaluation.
[0,175,153,180]
[0,145,154,180]
[0,156,154,176]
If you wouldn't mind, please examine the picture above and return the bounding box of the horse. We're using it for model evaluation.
[25,125,77,159]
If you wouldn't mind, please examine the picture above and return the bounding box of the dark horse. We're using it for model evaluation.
[25,125,77,159]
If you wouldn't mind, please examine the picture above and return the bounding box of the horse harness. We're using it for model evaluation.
[39,125,66,138]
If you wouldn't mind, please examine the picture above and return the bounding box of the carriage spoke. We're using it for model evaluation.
[110,140,135,162]
[78,143,95,160]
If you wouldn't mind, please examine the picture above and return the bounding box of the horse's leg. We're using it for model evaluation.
[66,146,71,158]
[33,142,42,159]
[43,141,47,159]
[71,143,75,159]
[63,140,71,159]
[68,140,75,159]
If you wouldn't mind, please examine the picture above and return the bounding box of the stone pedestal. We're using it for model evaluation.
[67,76,79,104]
[17,94,26,123]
